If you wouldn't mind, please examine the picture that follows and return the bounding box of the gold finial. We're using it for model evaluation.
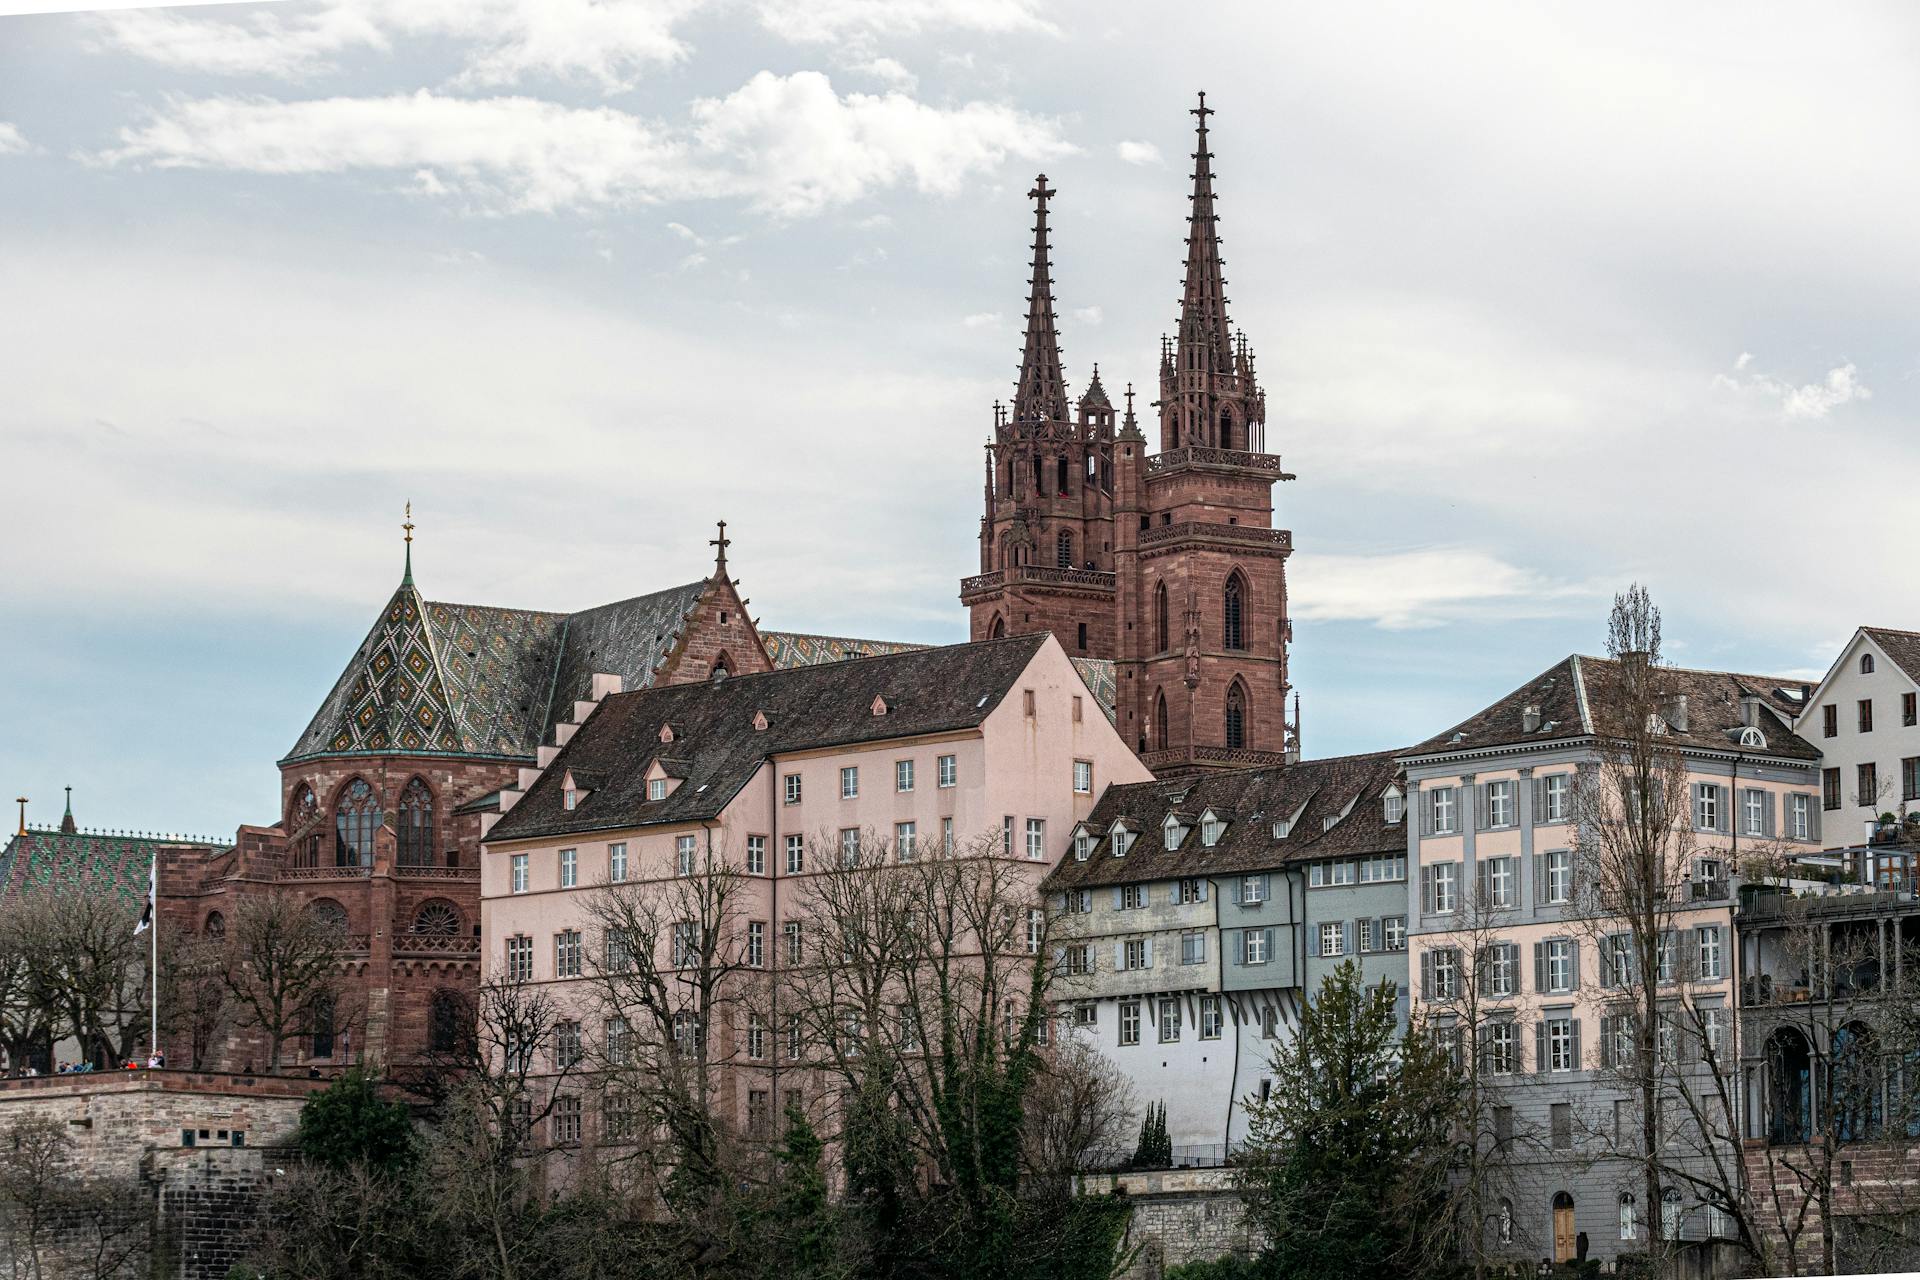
[403,501,414,545]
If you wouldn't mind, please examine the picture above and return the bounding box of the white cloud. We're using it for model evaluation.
[961,312,1000,328]
[849,56,917,92]
[1071,305,1102,325]
[1291,548,1600,631]
[1115,139,1161,166]
[91,0,703,91]
[0,123,28,155]
[755,0,1054,44]
[1712,354,1871,420]
[96,73,1073,217]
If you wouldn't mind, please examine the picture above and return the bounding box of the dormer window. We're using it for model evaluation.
[648,778,668,802]
[1272,819,1291,839]
[871,695,890,717]
[659,723,677,745]
[1073,828,1095,861]
[1382,786,1405,825]
[1162,815,1188,851]
[1111,828,1134,858]
[1199,810,1226,846]
[752,710,769,732]
[563,788,579,811]
[1737,726,1767,749]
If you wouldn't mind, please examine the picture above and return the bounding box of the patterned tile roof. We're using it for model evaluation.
[763,631,927,668]
[0,829,223,904]
[1044,750,1406,891]
[286,578,716,766]
[1070,657,1117,721]
[487,634,1052,843]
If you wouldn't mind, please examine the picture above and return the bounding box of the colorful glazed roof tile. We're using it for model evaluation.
[0,829,224,904]
[286,574,716,766]
[1071,657,1117,721]
[762,631,927,669]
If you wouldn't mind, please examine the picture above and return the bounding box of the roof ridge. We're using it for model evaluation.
[423,600,569,619]
[603,631,1047,703]
[1576,652,1812,687]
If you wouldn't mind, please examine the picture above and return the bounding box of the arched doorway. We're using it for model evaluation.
[1768,1026,1814,1143]
[1551,1192,1576,1264]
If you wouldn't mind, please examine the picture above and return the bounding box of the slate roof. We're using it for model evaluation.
[1044,750,1406,892]
[763,631,927,668]
[1863,628,1920,686]
[1403,655,1819,762]
[486,633,1054,843]
[286,578,716,766]
[0,830,223,904]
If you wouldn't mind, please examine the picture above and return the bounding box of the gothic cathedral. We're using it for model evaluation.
[961,95,1299,775]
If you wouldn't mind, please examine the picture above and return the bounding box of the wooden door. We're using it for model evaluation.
[1552,1197,1576,1263]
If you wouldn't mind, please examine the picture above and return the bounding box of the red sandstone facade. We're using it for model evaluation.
[962,96,1297,775]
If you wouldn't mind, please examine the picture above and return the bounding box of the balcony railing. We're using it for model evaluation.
[960,565,1118,596]
[1138,522,1291,552]
[278,864,372,881]
[393,934,482,958]
[1140,745,1293,771]
[1145,446,1289,476]
[394,864,479,880]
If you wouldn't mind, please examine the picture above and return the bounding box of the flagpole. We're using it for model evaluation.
[148,850,158,1065]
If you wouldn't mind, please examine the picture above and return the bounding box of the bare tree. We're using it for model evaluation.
[217,890,347,1071]
[1020,1034,1134,1183]
[0,897,55,1073]
[0,1114,143,1280]
[157,931,228,1071]
[12,893,150,1069]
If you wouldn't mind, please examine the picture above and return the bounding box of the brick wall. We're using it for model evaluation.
[1744,1137,1920,1274]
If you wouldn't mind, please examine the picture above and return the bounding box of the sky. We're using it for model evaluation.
[1,1,1916,840]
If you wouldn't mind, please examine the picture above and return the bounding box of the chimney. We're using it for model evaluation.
[1522,705,1542,734]
[1664,693,1689,733]
[1740,695,1764,728]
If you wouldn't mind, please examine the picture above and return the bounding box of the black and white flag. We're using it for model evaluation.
[133,857,155,935]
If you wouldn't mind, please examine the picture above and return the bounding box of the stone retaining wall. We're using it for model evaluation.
[1080,1167,1257,1279]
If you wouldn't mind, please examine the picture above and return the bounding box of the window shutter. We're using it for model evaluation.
[1261,873,1272,902]
[1476,859,1491,907]
[1420,790,1435,838]
[1533,776,1547,821]
[1476,950,1490,998]
[1307,926,1320,958]
[1475,783,1489,831]
[1600,1015,1614,1069]
[1142,938,1154,968]
[1809,799,1821,842]
[1568,940,1581,991]
[1421,950,1435,999]
[1535,1021,1548,1074]
[1421,866,1435,915]
[1341,921,1354,955]
[1262,929,1274,962]
[1533,941,1547,994]
[1113,941,1126,971]
[1688,783,1702,829]
[1197,879,1209,902]
[1718,790,1731,835]
[1231,877,1243,904]
[1762,793,1775,838]
[1571,1018,1583,1071]
[1113,887,1125,910]
[1717,926,1729,978]
[1534,854,1547,904]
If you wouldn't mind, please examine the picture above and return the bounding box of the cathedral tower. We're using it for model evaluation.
[961,174,1119,657]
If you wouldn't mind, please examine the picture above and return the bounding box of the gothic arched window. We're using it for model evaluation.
[711,651,733,682]
[1056,456,1069,494]
[288,784,321,868]
[335,779,381,868]
[311,994,336,1060]
[397,777,434,868]
[991,615,1007,639]
[1219,406,1234,448]
[413,899,461,936]
[1155,582,1169,653]
[1057,530,1073,568]
[1226,682,1247,750]
[1224,573,1246,651]
[1154,690,1169,752]
[204,910,226,940]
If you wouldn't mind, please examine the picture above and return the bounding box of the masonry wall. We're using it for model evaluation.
[1080,1167,1257,1279]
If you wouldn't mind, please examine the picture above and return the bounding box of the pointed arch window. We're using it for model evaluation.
[288,784,322,869]
[1057,456,1069,494]
[397,778,434,867]
[335,779,381,868]
[991,615,1007,639]
[1154,690,1169,752]
[1226,683,1247,750]
[1155,582,1170,653]
[1057,530,1073,568]
[429,989,468,1055]
[1224,573,1246,651]
[311,993,336,1060]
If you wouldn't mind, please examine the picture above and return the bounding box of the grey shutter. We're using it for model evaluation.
[1533,776,1547,822]
[1143,938,1155,967]
[1534,854,1547,904]
[1571,1018,1583,1071]
[1231,877,1243,904]
[1113,941,1126,971]
[1689,783,1703,830]
[1809,797,1821,842]
[1475,859,1490,907]
[1307,924,1320,958]
[1261,874,1272,902]
[1476,949,1490,997]
[1420,950,1435,998]
[1762,792,1776,838]
[1599,1015,1614,1069]
[1261,929,1274,962]
[1569,940,1581,991]
[1718,787,1731,835]
[1717,926,1729,979]
[1421,866,1435,915]
[1419,789,1434,837]
[1197,879,1209,902]
[1533,941,1547,994]
[1113,886,1125,910]
[1475,783,1489,831]
[1535,1021,1548,1074]
[1341,921,1354,956]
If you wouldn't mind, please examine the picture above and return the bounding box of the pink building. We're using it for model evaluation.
[477,631,1149,1146]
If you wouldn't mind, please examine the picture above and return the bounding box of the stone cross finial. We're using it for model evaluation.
[710,520,731,573]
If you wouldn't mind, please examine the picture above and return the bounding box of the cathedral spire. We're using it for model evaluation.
[1177,92,1232,382]
[402,501,415,586]
[1013,173,1069,424]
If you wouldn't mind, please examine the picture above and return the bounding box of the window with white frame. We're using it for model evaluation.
[839,828,861,868]
[1026,818,1046,860]
[505,935,533,983]
[746,920,765,969]
[676,834,697,876]
[783,773,801,805]
[942,816,954,853]
[1488,942,1517,996]
[1121,884,1145,910]
[559,847,577,889]
[1547,938,1574,992]
[1244,929,1269,964]
[1111,829,1133,858]
[1158,997,1181,1043]
[609,841,627,883]
[746,834,766,876]
[1430,947,1459,999]
[1241,874,1266,904]
[1430,786,1458,833]
[1696,926,1722,979]
[1620,1194,1638,1241]
[1177,878,1204,904]
[510,854,528,895]
[747,1014,766,1061]
[1657,932,1677,985]
[1547,1016,1576,1071]
[1003,815,1014,854]
[937,754,957,787]
[1073,829,1094,861]
[1546,848,1572,904]
[1487,779,1516,827]
[1123,939,1147,970]
[647,778,667,802]
[1074,760,1093,794]
[1320,922,1344,956]
[1791,793,1810,840]
[1487,856,1515,908]
[1702,1007,1726,1056]
[563,787,579,812]
[1743,788,1765,836]
[1118,1001,1141,1046]
[1026,909,1043,954]
[554,930,581,978]
[1695,783,1721,831]
[785,833,804,875]
[1069,1001,1096,1027]
[1063,889,1091,914]
[1162,816,1187,850]
[1200,812,1225,845]
[895,821,917,861]
[1382,916,1407,952]
[554,1021,582,1069]
[1200,995,1222,1039]
[1064,943,1091,975]
[1383,790,1405,824]
[1544,773,1569,822]
[1433,863,1458,913]
[840,766,858,799]
[1662,1189,1682,1238]
[1606,934,1634,986]
[1489,1021,1517,1074]
[1356,918,1374,952]
[1359,854,1405,882]
[895,759,914,792]
[671,920,697,968]
[783,921,802,964]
